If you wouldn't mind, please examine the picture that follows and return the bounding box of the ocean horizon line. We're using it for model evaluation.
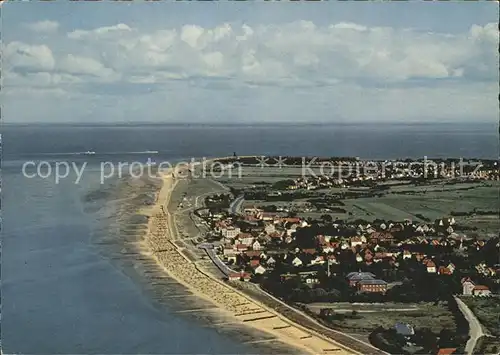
[3,120,498,128]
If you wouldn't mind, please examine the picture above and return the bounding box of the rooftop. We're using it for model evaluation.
[346,271,376,280]
[358,279,388,285]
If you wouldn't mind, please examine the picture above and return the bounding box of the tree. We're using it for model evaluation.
[321,214,333,223]
[319,308,333,319]
[416,328,438,352]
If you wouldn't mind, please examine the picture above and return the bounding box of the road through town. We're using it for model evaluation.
[454,296,487,354]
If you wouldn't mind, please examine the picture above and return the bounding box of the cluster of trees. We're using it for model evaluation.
[307,197,347,212]
[450,209,498,217]
[205,193,232,209]
[272,179,296,190]
[318,309,361,322]
[243,190,312,201]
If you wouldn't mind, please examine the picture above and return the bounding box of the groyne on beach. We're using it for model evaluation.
[140,170,357,355]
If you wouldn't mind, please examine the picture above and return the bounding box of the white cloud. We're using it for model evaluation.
[67,23,132,40]
[2,20,498,123]
[55,21,498,85]
[24,20,60,33]
[3,41,56,72]
[58,54,118,81]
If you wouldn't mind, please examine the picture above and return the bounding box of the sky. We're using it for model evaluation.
[2,2,498,123]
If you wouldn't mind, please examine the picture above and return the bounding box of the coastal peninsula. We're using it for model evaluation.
[130,156,498,355]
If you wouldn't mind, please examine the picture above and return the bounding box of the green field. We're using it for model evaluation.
[307,302,457,335]
[220,167,499,234]
[342,183,499,233]
[461,296,500,337]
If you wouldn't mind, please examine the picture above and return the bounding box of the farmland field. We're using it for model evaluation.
[219,166,499,235]
[306,302,457,336]
[461,296,500,337]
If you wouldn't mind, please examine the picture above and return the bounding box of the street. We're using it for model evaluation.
[454,296,487,354]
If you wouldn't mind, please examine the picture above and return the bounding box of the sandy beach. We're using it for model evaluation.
[139,170,358,355]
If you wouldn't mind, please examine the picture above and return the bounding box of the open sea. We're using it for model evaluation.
[1,122,498,354]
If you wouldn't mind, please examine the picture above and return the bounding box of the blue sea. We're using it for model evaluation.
[1,122,498,354]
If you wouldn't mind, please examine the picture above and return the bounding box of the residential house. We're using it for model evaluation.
[234,244,248,252]
[252,240,262,251]
[244,207,262,215]
[265,223,276,234]
[245,250,261,258]
[473,285,491,297]
[402,250,412,260]
[436,348,457,355]
[358,279,388,294]
[269,231,284,241]
[447,263,456,273]
[244,215,260,224]
[302,248,316,255]
[438,266,452,275]
[223,248,238,263]
[286,223,300,236]
[346,272,376,287]
[228,272,252,282]
[351,236,363,248]
[310,255,325,265]
[425,260,437,273]
[283,217,301,224]
[370,231,395,244]
[328,255,338,264]
[253,265,267,275]
[260,212,277,221]
[394,322,415,336]
[462,278,476,296]
[237,233,254,246]
[292,257,303,267]
[322,243,336,253]
[280,273,298,281]
[249,259,260,268]
[266,256,276,266]
[222,226,241,238]
[304,275,320,286]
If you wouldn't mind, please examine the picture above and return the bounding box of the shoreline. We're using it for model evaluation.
[139,170,358,355]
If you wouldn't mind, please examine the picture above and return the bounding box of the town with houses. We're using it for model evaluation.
[209,208,498,298]
[189,158,499,355]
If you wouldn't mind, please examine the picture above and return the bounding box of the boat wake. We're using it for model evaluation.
[25,150,161,157]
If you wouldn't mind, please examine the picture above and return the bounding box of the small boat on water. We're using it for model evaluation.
[83,151,96,155]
